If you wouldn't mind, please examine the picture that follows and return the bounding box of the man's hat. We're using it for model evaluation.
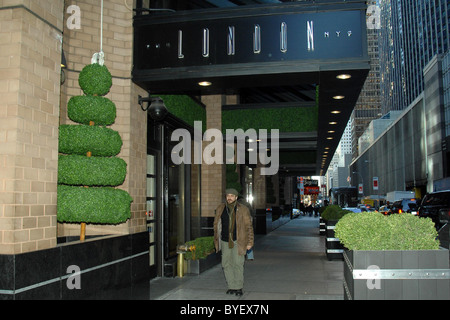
[225,188,239,196]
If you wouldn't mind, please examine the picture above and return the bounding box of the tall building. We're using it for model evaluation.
[351,0,382,158]
[379,0,450,114]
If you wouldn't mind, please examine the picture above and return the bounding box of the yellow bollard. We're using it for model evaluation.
[177,252,185,278]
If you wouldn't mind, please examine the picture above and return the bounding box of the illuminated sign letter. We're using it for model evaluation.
[227,26,235,56]
[280,22,287,53]
[307,21,314,51]
[202,28,209,57]
[178,30,184,59]
[253,24,261,54]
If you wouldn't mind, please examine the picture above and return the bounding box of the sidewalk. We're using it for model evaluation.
[150,216,344,300]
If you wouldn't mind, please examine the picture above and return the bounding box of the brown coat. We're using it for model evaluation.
[213,202,254,256]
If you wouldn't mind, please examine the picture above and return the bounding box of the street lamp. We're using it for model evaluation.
[138,95,168,121]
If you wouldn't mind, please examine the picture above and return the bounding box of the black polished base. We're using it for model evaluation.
[0,232,149,300]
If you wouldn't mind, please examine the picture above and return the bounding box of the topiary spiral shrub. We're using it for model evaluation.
[58,63,132,231]
[334,212,439,251]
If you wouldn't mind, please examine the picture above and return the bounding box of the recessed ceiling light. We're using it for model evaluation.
[331,110,341,114]
[336,74,351,80]
[198,81,212,87]
[328,130,335,133]
[327,137,333,140]
[333,95,345,100]
[329,121,337,125]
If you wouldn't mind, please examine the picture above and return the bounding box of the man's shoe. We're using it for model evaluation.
[226,289,235,294]
[235,289,243,296]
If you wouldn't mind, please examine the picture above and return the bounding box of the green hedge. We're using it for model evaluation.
[78,63,112,96]
[68,95,116,126]
[59,124,123,156]
[159,95,206,131]
[57,185,132,224]
[321,205,349,221]
[222,106,318,132]
[335,212,439,251]
[58,154,127,186]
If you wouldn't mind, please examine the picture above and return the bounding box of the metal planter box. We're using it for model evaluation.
[343,249,450,300]
[185,252,220,275]
[325,220,344,260]
[319,217,326,235]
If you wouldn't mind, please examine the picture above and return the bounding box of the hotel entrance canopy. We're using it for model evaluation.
[132,0,370,176]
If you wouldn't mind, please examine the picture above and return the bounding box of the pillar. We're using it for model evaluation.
[0,1,64,254]
[201,95,225,217]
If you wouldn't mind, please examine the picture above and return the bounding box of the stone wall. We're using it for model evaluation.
[0,1,64,254]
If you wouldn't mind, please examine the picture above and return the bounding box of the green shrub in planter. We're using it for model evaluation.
[335,212,439,251]
[184,236,215,260]
[321,205,349,221]
[58,154,127,186]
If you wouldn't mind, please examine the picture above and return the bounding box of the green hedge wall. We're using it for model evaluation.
[159,95,206,132]
[58,155,127,187]
[57,185,132,224]
[59,124,123,156]
[222,106,318,132]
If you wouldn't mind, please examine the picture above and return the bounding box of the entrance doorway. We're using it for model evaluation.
[147,151,158,278]
[147,114,199,278]
[165,125,188,260]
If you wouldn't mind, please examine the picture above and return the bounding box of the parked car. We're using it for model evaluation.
[379,205,392,215]
[418,190,450,228]
[342,207,362,213]
[391,199,418,215]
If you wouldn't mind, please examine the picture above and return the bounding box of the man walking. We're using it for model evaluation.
[213,188,254,296]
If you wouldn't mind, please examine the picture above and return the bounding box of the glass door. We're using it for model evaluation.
[164,127,186,260]
[147,152,158,278]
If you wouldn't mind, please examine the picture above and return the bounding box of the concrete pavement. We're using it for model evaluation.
[150,216,344,300]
